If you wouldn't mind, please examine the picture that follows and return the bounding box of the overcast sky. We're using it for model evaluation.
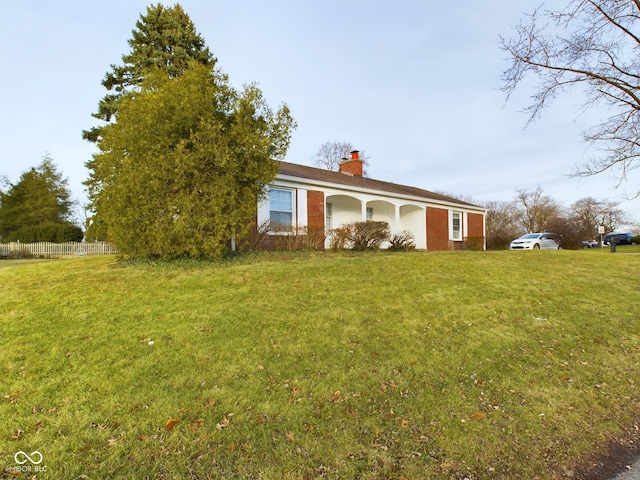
[1,0,638,227]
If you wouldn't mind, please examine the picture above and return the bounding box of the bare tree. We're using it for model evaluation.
[515,187,561,233]
[569,197,604,237]
[312,141,369,174]
[598,200,628,233]
[480,199,523,249]
[501,1,640,193]
[569,197,627,235]
[546,215,585,249]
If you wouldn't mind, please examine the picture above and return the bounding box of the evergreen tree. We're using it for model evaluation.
[82,3,215,143]
[85,61,295,258]
[0,155,82,242]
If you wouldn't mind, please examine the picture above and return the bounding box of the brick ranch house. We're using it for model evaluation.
[255,151,486,251]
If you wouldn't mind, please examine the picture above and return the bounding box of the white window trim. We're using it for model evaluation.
[268,187,295,234]
[450,210,464,241]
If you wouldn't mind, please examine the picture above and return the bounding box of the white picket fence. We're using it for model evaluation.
[0,241,118,258]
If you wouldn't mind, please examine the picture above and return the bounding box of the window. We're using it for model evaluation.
[270,189,293,229]
[326,202,332,230]
[366,207,373,220]
[452,211,462,240]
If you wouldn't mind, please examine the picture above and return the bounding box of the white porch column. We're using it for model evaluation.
[419,206,427,250]
[394,205,401,233]
[361,200,367,221]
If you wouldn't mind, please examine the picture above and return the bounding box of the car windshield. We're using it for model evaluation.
[520,234,541,239]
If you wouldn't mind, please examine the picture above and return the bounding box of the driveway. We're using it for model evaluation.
[611,460,640,480]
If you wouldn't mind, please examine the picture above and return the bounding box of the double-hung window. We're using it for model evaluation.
[451,211,462,241]
[269,188,293,230]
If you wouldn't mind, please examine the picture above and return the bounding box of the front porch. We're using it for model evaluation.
[325,194,426,249]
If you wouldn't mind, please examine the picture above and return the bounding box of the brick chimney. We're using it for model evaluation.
[339,150,363,176]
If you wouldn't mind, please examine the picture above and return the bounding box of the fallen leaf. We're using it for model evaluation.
[400,419,410,428]
[107,437,118,447]
[165,417,180,431]
[255,414,268,424]
[216,417,229,429]
[329,390,343,403]
[469,412,485,421]
[206,398,217,408]
[286,431,295,441]
[189,419,205,432]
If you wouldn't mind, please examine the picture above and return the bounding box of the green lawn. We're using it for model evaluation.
[1,250,639,479]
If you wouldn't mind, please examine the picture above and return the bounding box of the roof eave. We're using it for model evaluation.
[274,173,485,213]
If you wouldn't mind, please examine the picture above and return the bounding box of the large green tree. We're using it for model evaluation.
[84,4,295,258]
[85,62,295,258]
[82,3,215,143]
[0,155,82,242]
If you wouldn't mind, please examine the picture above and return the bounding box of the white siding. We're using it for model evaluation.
[297,189,308,228]
[258,195,270,226]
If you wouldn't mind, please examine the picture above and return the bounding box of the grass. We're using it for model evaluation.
[584,243,640,254]
[1,250,639,479]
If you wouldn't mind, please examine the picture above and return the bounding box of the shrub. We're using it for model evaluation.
[486,234,515,250]
[631,235,640,245]
[387,230,416,251]
[239,219,271,252]
[12,222,83,243]
[329,225,352,251]
[239,222,325,252]
[273,226,325,251]
[330,221,390,251]
[464,236,485,251]
[7,248,33,259]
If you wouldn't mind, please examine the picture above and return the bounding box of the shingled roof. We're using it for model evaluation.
[277,161,481,209]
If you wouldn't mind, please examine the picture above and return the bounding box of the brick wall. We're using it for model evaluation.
[426,207,450,251]
[467,213,484,238]
[306,190,325,251]
[338,159,363,177]
[307,190,325,230]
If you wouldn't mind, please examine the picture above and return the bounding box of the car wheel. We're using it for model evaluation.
[533,243,540,250]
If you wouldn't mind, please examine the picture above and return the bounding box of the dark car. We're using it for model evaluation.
[603,233,635,246]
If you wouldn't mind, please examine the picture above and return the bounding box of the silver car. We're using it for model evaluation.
[509,233,561,250]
